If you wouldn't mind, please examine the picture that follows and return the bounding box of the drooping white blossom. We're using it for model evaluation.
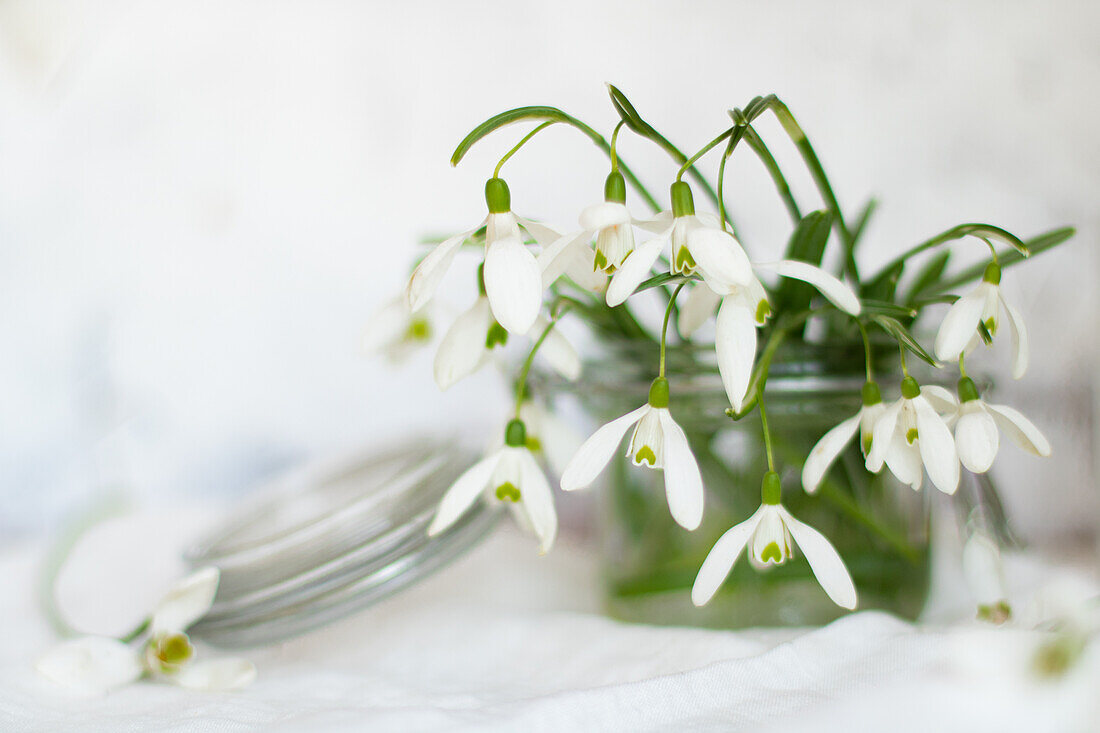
[866,377,960,494]
[363,295,434,362]
[692,472,857,610]
[428,419,558,553]
[802,381,886,493]
[934,262,1028,379]
[37,568,255,695]
[559,377,703,530]
[406,177,560,334]
[952,377,1051,473]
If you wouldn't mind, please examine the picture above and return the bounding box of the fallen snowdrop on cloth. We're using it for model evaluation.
[1,508,1097,733]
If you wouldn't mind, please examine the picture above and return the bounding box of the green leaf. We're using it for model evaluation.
[451,106,576,167]
[871,315,939,367]
[849,198,878,247]
[903,250,951,305]
[607,84,657,139]
[635,272,694,295]
[773,210,832,316]
[926,226,1075,295]
[861,261,904,302]
[860,299,918,319]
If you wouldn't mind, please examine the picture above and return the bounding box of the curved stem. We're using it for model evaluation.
[658,282,688,377]
[494,121,557,178]
[858,320,874,381]
[609,120,625,172]
[758,392,775,472]
[959,351,969,379]
[898,341,910,377]
[676,126,735,181]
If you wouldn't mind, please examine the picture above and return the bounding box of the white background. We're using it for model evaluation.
[1,0,1097,541]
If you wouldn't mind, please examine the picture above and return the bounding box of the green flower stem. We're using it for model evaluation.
[758,393,775,473]
[119,618,150,644]
[609,120,626,172]
[451,106,662,213]
[858,320,874,381]
[658,282,688,377]
[676,126,735,181]
[494,121,557,178]
[513,312,566,418]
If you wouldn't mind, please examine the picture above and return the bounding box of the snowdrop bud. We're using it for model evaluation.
[900,376,921,400]
[957,376,981,403]
[861,380,882,406]
[648,377,670,408]
[761,471,782,505]
[982,261,1001,285]
[604,170,627,203]
[670,181,695,217]
[504,418,527,448]
[485,177,511,214]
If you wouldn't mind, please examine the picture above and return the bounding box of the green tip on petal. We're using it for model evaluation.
[648,377,670,408]
[495,482,522,502]
[982,261,1002,285]
[906,427,919,444]
[761,471,782,505]
[406,317,431,342]
[670,181,695,217]
[477,262,487,295]
[504,418,527,447]
[861,381,882,406]
[900,376,921,400]
[634,445,657,466]
[957,376,981,403]
[755,299,772,325]
[485,321,509,349]
[604,170,626,204]
[485,177,511,214]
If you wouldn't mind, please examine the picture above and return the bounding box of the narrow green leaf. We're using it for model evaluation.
[904,250,951,305]
[451,106,574,167]
[861,261,904,302]
[635,272,694,295]
[849,198,878,248]
[607,84,656,138]
[860,299,918,319]
[871,315,939,367]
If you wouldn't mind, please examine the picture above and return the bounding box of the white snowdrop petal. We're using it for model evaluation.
[867,400,901,472]
[691,510,763,606]
[962,532,1007,606]
[677,283,722,338]
[934,289,987,362]
[606,236,666,306]
[362,297,411,352]
[428,452,501,535]
[657,410,704,530]
[579,201,631,231]
[884,433,923,490]
[955,407,1000,473]
[560,406,649,491]
[920,385,959,415]
[634,211,674,234]
[802,413,861,494]
[914,397,960,494]
[757,261,861,315]
[173,658,256,691]
[515,216,562,248]
[537,230,590,286]
[37,637,143,695]
[406,225,478,312]
[781,508,858,610]
[687,226,753,290]
[433,297,492,390]
[985,403,1052,457]
[151,567,220,634]
[1000,294,1030,379]
[517,451,558,554]
[535,318,581,381]
[484,236,543,334]
[564,246,609,293]
[715,300,757,412]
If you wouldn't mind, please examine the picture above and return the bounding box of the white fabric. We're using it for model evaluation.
[2,509,1098,732]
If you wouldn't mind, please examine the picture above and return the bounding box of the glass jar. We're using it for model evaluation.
[553,338,935,628]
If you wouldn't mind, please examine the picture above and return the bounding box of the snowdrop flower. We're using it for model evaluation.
[428,419,557,553]
[539,170,640,286]
[37,568,255,695]
[692,471,857,610]
[433,292,580,390]
[952,376,1051,473]
[963,526,1012,623]
[802,381,886,493]
[605,181,753,307]
[866,377,960,494]
[935,262,1028,378]
[362,295,433,362]
[678,261,861,412]
[559,377,704,530]
[406,177,560,334]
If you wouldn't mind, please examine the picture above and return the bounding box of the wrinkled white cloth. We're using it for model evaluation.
[1,510,1098,733]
